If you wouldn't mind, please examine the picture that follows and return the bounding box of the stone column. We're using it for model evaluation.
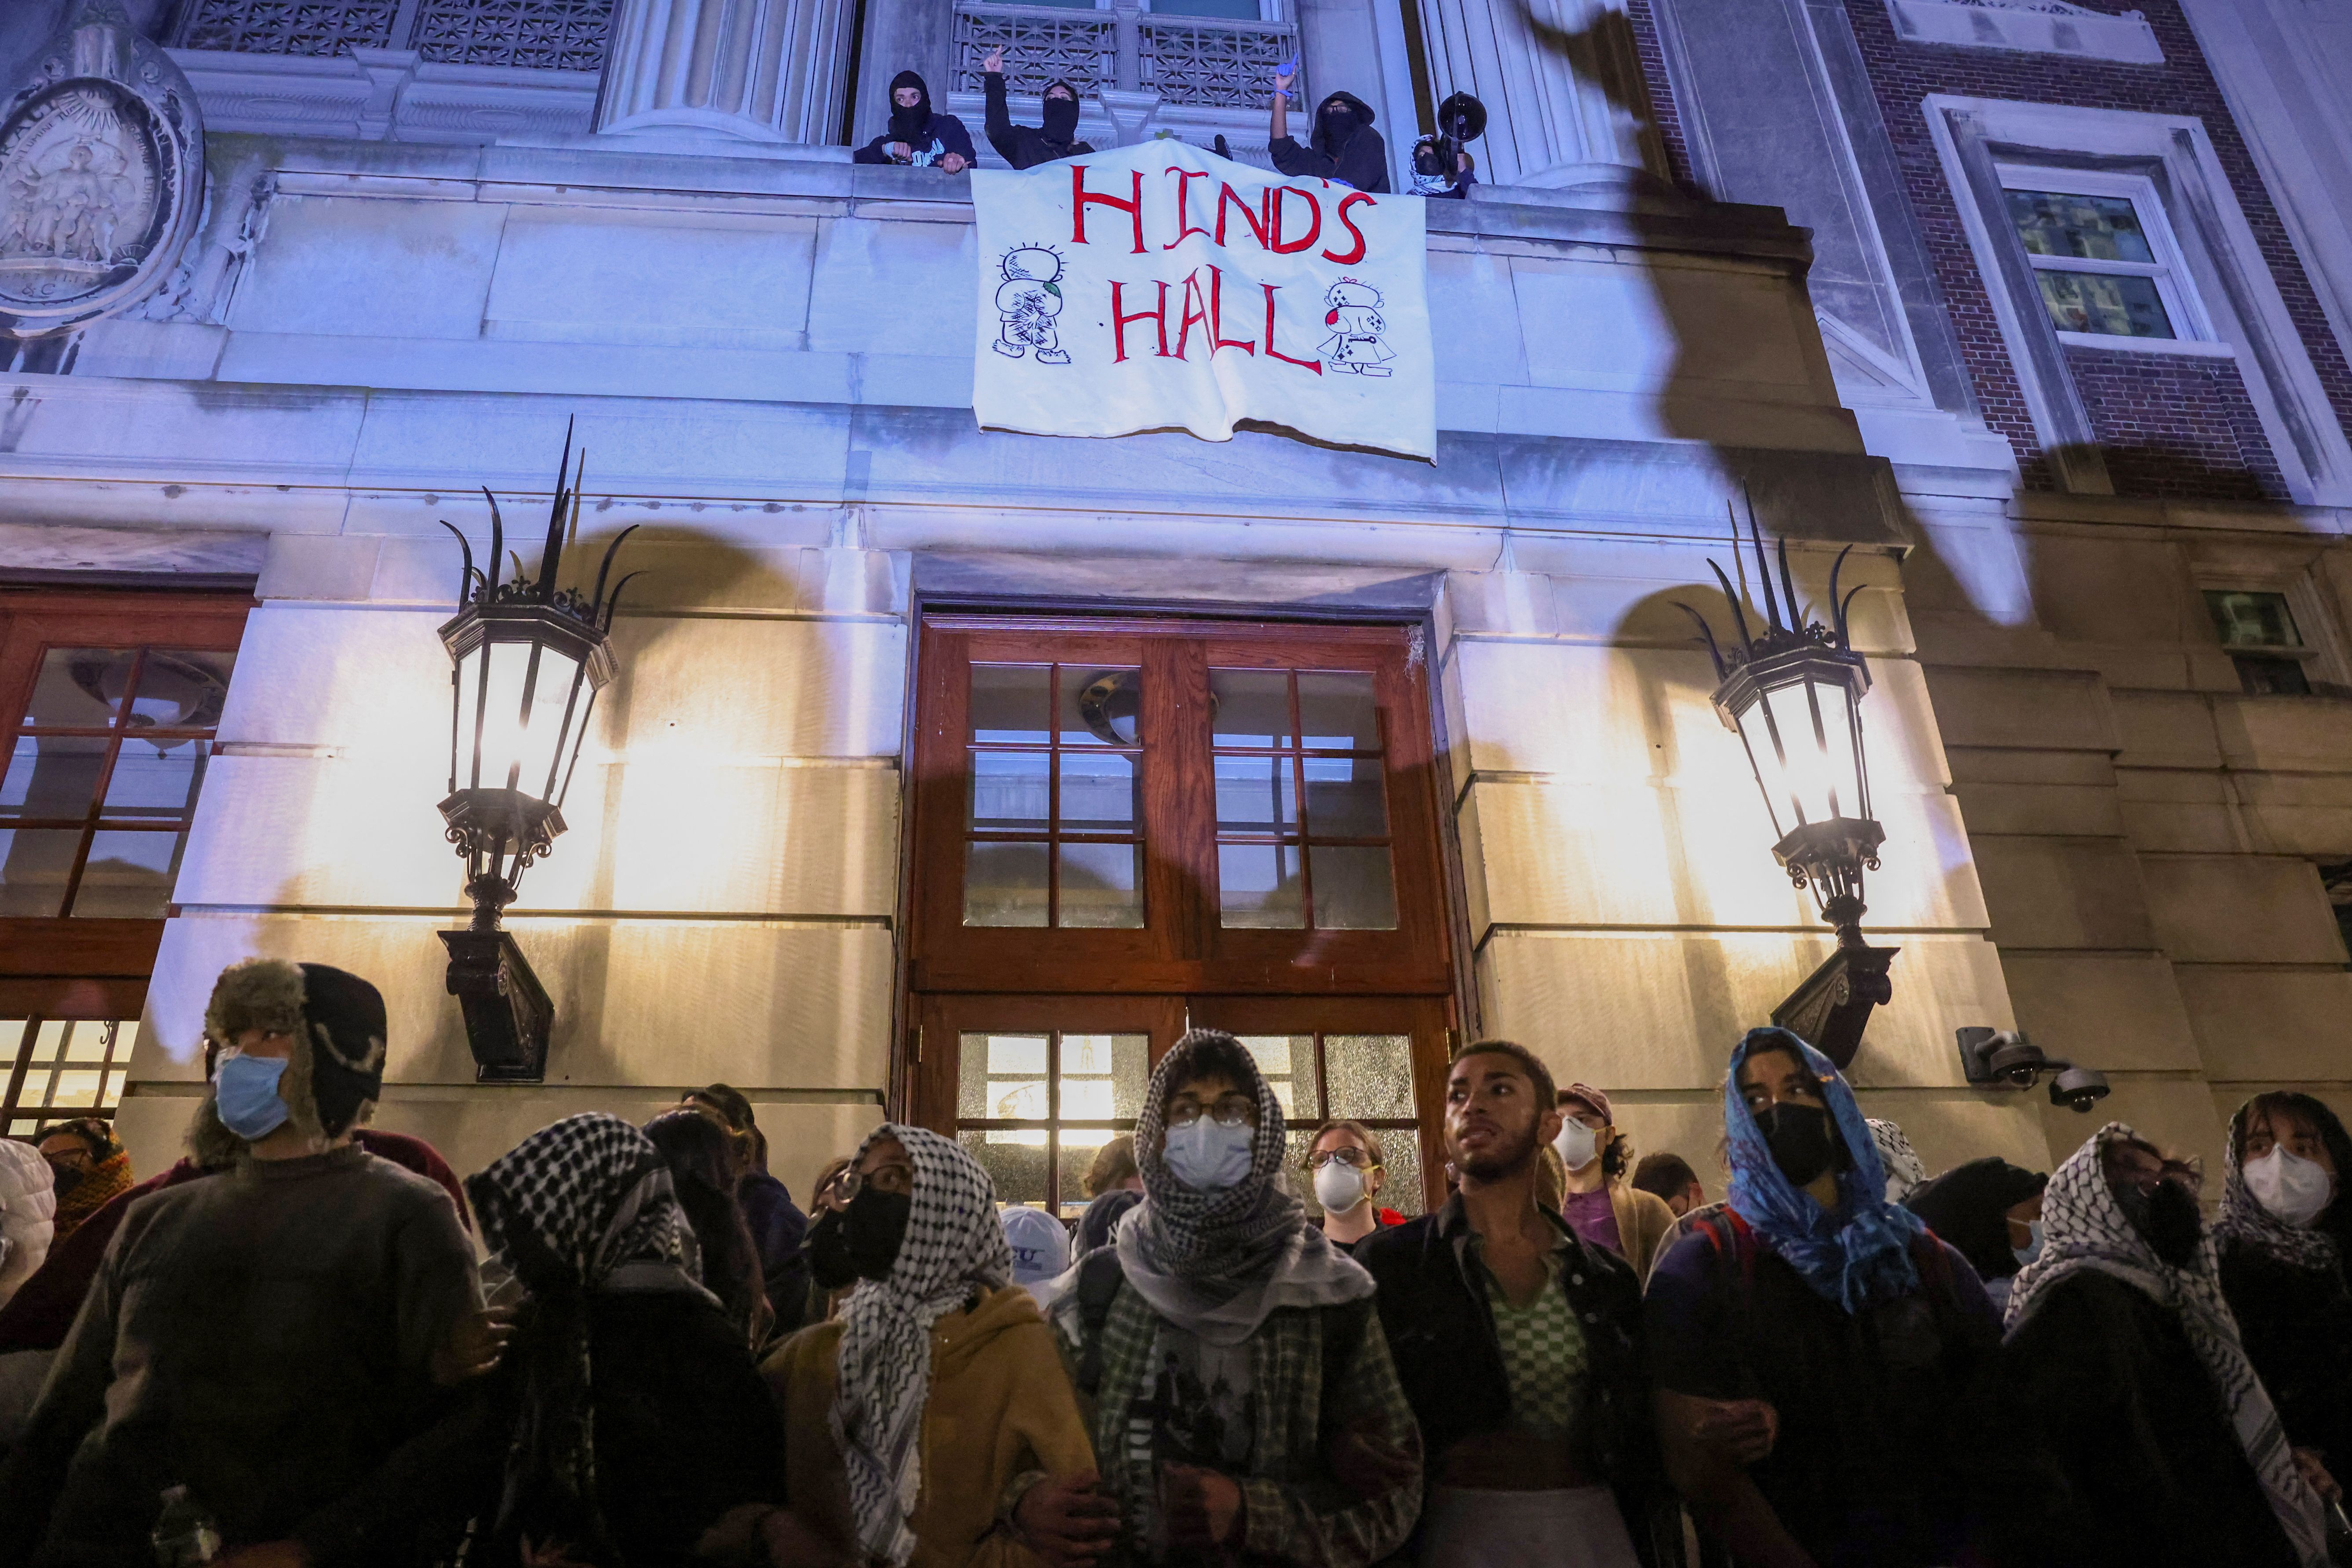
[1412,0,1661,190]
[596,0,855,145]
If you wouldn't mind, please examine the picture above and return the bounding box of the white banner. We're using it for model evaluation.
[970,139,1434,461]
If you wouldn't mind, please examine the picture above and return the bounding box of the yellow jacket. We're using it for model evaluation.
[763,1283,1098,1568]
[1610,1180,1679,1283]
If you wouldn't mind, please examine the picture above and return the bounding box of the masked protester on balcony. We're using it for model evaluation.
[2216,1094,2352,1530]
[764,1124,1112,1568]
[1988,1123,2334,1568]
[0,959,480,1568]
[1644,1027,2002,1568]
[1408,134,1473,199]
[980,48,1096,170]
[1042,1028,1421,1568]
[1354,1041,1657,1568]
[856,70,976,172]
[1267,72,1389,193]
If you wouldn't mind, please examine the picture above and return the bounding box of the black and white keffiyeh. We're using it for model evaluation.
[2007,1122,2328,1568]
[2215,1096,2343,1275]
[1110,1029,1370,1346]
[1867,1118,1927,1201]
[832,1123,1012,1568]
[468,1112,696,1291]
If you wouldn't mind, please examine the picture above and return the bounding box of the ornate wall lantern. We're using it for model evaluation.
[1679,512,1893,1069]
[434,427,637,1081]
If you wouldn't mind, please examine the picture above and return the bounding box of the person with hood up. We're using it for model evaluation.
[1550,1082,1677,1282]
[1643,1028,2001,1568]
[0,1140,53,1311]
[1988,1122,2334,1568]
[0,958,480,1568]
[33,1118,131,1243]
[981,48,1095,169]
[1041,1028,1421,1568]
[1899,1155,2046,1316]
[1408,134,1473,198]
[680,1082,813,1340]
[857,70,976,171]
[646,1107,774,1349]
[2217,1093,2352,1525]
[1354,1042,1657,1568]
[1267,70,1389,193]
[764,1123,1112,1568]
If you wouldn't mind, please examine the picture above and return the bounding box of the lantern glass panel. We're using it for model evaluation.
[454,636,586,802]
[1734,670,1866,833]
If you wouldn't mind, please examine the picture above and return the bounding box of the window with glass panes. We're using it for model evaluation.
[2,1017,140,1136]
[2205,588,2319,697]
[2001,175,2202,343]
[1,645,236,918]
[907,617,1460,1211]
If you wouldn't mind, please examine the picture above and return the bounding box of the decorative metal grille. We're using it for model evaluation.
[952,5,1117,96]
[414,0,614,69]
[181,0,403,56]
[1141,15,1292,110]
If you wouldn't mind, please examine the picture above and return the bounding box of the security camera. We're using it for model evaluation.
[2049,1066,2110,1114]
[1958,1027,2053,1089]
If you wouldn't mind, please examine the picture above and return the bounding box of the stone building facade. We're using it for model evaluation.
[0,0,2346,1205]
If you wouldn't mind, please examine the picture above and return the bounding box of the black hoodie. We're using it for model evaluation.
[1270,90,1389,193]
[984,72,1096,169]
[853,70,977,167]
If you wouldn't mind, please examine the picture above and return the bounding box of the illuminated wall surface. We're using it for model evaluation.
[3,0,2350,1189]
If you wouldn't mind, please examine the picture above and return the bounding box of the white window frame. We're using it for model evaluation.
[2196,566,2350,692]
[1996,164,2224,354]
[1925,94,2352,505]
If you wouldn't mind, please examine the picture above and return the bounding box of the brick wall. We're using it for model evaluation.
[2063,346,2290,501]
[1840,0,2352,501]
[1623,0,1695,192]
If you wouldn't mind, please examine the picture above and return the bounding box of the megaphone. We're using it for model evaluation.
[1436,91,1486,144]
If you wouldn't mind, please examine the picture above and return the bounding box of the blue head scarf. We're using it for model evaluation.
[1723,1027,1929,1312]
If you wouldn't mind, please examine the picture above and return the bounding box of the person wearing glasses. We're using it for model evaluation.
[1038,1028,1421,1568]
[1305,1121,1405,1253]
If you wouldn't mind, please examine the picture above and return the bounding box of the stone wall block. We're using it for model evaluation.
[254,534,386,603]
[2025,534,2195,647]
[2214,693,2352,773]
[1967,835,2156,951]
[605,616,908,759]
[2173,965,2352,1084]
[806,218,977,357]
[2141,854,2343,966]
[1921,666,2118,752]
[485,210,821,352]
[1947,780,2123,838]
[231,196,508,341]
[214,606,450,751]
[1996,951,2203,1071]
[2109,689,2225,771]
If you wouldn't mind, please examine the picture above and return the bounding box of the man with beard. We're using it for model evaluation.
[1644,1028,2000,1568]
[981,48,1095,169]
[1042,1028,1419,1568]
[0,958,480,1568]
[1355,1041,1656,1567]
[855,69,975,171]
[1988,1124,2334,1568]
[1267,70,1389,192]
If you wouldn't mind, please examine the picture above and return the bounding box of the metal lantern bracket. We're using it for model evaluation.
[432,420,639,1083]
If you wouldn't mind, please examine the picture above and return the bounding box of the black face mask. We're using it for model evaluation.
[1755,1102,1840,1188]
[49,1161,85,1198]
[887,74,930,144]
[1042,87,1080,144]
[806,1187,912,1290]
[2119,1179,2204,1269]
[1321,104,1361,145]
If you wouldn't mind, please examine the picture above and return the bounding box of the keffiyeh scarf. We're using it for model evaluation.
[52,1149,132,1241]
[465,1114,704,1564]
[2214,1097,2343,1275]
[1112,1029,1370,1346]
[1868,1118,1927,1201]
[2007,1122,2328,1568]
[1724,1028,1930,1313]
[833,1124,1012,1568]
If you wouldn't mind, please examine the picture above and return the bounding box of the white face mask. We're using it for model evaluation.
[1553,1119,1600,1172]
[2245,1147,2337,1229]
[1314,1160,1368,1214]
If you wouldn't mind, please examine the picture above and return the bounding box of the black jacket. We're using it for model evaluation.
[1987,1270,2300,1568]
[853,70,976,167]
[2220,1238,2352,1471]
[983,73,1095,169]
[1353,1195,1659,1558]
[1270,91,1389,193]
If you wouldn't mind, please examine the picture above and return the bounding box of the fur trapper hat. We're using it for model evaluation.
[192,959,387,1161]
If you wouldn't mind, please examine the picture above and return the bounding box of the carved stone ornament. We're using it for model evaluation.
[0,2,205,339]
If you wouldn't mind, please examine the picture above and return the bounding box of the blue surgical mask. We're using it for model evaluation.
[2012,1218,2044,1269]
[214,1051,291,1141]
[1162,1118,1255,1193]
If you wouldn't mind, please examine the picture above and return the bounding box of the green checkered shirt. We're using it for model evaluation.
[1053,1280,1423,1568]
[1475,1238,1589,1443]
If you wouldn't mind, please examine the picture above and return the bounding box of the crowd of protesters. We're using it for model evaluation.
[0,954,2345,1568]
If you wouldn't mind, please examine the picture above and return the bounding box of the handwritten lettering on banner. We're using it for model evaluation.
[971,138,1434,461]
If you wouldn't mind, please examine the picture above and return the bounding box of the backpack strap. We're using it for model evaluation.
[1072,1248,1127,1398]
[1694,1207,1758,1293]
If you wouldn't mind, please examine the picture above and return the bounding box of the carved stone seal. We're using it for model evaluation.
[0,1,203,338]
